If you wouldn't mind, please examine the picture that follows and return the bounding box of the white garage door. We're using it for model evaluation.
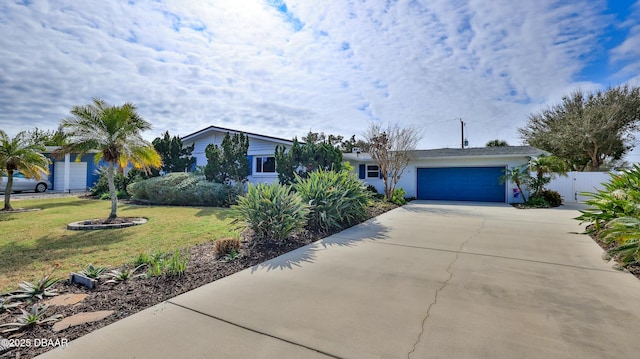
[54,162,87,191]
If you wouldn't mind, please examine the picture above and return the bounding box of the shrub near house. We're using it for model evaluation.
[128,173,231,207]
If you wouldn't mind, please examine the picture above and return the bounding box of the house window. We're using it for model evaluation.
[367,165,380,178]
[256,156,276,173]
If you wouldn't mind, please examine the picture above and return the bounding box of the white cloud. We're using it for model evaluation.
[0,0,634,149]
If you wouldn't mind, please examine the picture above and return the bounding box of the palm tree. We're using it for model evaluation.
[0,131,51,210]
[528,154,569,197]
[59,98,161,220]
[500,165,531,202]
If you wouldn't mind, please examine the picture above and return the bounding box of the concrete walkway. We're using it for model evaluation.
[39,201,640,358]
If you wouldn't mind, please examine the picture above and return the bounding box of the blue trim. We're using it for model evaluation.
[358,164,365,179]
[247,155,253,175]
[82,154,99,188]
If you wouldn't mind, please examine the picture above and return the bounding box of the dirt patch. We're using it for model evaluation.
[1,202,398,358]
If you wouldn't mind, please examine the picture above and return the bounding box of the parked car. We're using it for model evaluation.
[0,171,51,193]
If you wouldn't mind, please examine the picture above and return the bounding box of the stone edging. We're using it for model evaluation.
[67,218,147,230]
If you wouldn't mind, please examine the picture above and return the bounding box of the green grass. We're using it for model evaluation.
[0,197,237,292]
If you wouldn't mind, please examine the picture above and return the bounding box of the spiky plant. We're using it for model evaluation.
[0,297,21,314]
[103,265,144,284]
[232,183,309,242]
[293,169,370,231]
[78,264,110,279]
[11,265,61,301]
[0,304,62,333]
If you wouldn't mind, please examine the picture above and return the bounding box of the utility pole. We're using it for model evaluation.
[460,118,469,149]
[460,118,464,149]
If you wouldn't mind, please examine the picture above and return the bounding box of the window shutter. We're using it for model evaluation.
[379,170,383,179]
[247,155,253,175]
[359,164,365,179]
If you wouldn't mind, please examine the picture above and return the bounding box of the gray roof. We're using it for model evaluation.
[181,125,294,145]
[410,146,546,158]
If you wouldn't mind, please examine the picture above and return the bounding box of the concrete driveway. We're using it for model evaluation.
[40,201,640,358]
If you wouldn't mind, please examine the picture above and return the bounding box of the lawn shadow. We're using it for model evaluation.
[194,207,233,220]
[118,203,234,221]
[20,198,93,211]
[250,220,389,273]
[0,214,16,222]
[0,229,133,280]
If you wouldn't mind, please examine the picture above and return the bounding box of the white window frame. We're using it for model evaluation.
[367,165,380,178]
[255,156,276,174]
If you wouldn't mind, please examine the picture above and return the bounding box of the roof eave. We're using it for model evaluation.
[181,125,294,145]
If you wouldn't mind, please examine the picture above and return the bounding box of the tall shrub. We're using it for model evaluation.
[232,183,309,242]
[204,132,249,184]
[274,136,343,185]
[293,169,370,231]
[127,172,230,207]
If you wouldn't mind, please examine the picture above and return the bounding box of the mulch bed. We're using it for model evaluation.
[1,202,397,358]
[584,225,640,280]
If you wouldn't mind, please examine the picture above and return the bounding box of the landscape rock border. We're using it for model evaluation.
[67,217,147,230]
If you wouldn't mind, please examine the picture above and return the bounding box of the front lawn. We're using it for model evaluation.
[0,197,237,292]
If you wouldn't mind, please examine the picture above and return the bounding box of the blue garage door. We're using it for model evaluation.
[417,167,505,202]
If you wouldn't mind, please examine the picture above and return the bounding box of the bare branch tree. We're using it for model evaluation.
[364,123,423,201]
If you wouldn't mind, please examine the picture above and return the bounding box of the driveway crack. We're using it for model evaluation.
[407,218,486,359]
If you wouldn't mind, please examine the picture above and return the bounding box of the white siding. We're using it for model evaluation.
[247,138,286,155]
[184,133,222,169]
[184,129,291,185]
[247,174,279,185]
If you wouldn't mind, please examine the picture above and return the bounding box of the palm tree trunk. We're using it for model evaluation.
[3,172,13,210]
[515,180,527,203]
[107,162,118,219]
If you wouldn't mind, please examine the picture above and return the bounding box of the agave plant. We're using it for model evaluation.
[222,248,242,262]
[103,265,145,284]
[0,304,62,333]
[0,297,21,314]
[11,269,61,301]
[78,264,110,279]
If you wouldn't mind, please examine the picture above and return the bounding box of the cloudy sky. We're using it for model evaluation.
[1,0,639,153]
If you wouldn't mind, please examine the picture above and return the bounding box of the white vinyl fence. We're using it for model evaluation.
[546,171,612,203]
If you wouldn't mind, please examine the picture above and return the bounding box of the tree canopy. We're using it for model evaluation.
[152,131,195,175]
[274,133,343,185]
[0,130,50,210]
[25,126,67,146]
[59,98,161,219]
[204,132,250,184]
[363,123,422,201]
[486,139,509,147]
[519,85,640,171]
